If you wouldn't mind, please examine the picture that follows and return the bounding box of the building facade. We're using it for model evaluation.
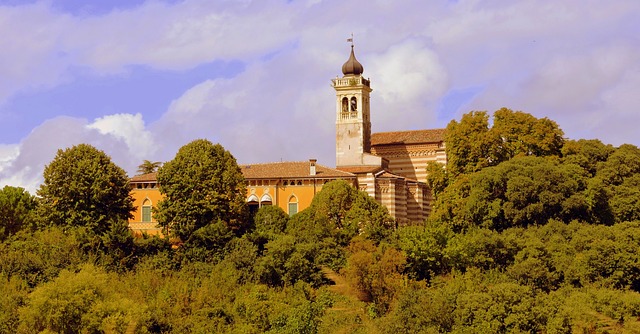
[129,172,163,235]
[128,44,447,233]
[241,160,357,216]
[331,44,446,222]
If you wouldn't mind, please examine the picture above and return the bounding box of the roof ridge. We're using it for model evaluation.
[372,128,446,135]
[241,161,340,168]
[241,160,312,165]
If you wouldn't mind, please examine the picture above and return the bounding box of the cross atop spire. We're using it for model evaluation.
[347,33,354,47]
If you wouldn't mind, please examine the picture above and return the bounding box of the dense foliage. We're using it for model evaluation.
[443,108,564,177]
[36,144,135,235]
[431,109,640,230]
[2,110,640,332]
[0,186,36,241]
[155,139,249,244]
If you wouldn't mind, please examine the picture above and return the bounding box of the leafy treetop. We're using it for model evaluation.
[36,144,134,235]
[155,139,248,242]
[0,186,37,241]
[136,160,162,175]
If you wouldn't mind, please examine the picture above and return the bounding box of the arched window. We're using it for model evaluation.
[350,97,357,111]
[142,199,152,222]
[288,195,298,216]
[247,194,259,204]
[342,97,348,113]
[247,194,259,215]
[260,194,273,207]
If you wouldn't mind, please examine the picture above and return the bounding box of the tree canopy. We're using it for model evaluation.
[155,139,248,243]
[433,109,640,230]
[444,108,564,177]
[432,156,589,231]
[36,144,134,235]
[0,186,37,241]
[287,180,393,245]
[136,160,162,175]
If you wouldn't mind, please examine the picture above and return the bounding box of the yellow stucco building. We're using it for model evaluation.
[128,44,447,233]
[241,160,356,216]
[129,172,163,235]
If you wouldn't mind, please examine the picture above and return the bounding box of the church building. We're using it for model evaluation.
[128,44,446,234]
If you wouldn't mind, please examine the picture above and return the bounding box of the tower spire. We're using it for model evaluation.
[341,35,364,76]
[333,41,375,167]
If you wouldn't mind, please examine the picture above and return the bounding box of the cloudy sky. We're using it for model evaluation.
[1,0,638,192]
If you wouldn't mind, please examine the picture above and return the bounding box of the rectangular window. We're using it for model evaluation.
[142,206,152,222]
[288,203,298,216]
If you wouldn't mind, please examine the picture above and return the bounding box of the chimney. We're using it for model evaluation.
[309,159,317,176]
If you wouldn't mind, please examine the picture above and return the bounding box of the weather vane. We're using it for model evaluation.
[347,33,354,47]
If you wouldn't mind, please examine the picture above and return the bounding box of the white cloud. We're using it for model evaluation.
[0,144,19,175]
[367,39,448,129]
[88,113,156,159]
[0,115,157,193]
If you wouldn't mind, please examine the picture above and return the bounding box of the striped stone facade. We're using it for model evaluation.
[370,130,447,178]
[331,46,446,223]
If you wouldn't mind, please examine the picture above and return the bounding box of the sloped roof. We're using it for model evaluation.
[377,171,405,179]
[377,170,424,184]
[336,166,384,174]
[131,172,158,182]
[130,163,354,182]
[241,161,355,179]
[371,129,446,146]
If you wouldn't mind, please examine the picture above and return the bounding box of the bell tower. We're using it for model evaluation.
[332,43,377,167]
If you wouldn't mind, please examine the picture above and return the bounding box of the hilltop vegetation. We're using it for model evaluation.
[1,109,640,333]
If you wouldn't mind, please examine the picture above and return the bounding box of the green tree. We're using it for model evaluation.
[344,239,406,316]
[0,186,37,241]
[288,180,393,245]
[249,205,289,254]
[0,275,28,333]
[491,107,564,159]
[0,227,86,288]
[255,235,324,287]
[593,144,640,223]
[254,205,289,236]
[155,139,248,243]
[445,111,499,177]
[596,144,640,186]
[395,224,452,281]
[610,174,640,223]
[444,108,564,178]
[36,144,134,235]
[425,161,448,199]
[136,159,162,175]
[561,139,615,176]
[17,265,142,333]
[432,156,589,230]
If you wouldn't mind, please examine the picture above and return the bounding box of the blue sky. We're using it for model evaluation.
[1,0,639,192]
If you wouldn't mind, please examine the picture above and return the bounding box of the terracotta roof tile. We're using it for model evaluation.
[371,129,446,146]
[130,163,354,182]
[336,166,384,174]
[241,161,355,179]
[131,172,158,182]
[377,171,405,179]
